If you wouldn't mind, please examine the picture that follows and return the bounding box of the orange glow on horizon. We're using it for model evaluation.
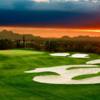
[0,26,100,38]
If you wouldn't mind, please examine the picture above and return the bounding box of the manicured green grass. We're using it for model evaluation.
[73,72,100,80]
[0,49,100,100]
[27,72,60,76]
[67,66,100,70]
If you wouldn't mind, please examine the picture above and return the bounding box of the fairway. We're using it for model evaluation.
[0,49,100,100]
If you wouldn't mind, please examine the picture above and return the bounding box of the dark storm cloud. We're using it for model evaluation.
[0,10,100,28]
[0,0,100,28]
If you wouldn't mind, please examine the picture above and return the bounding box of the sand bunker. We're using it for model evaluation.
[50,53,89,58]
[70,53,89,58]
[50,53,70,57]
[25,65,100,84]
[86,59,100,65]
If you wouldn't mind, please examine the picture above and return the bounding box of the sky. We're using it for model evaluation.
[0,0,100,37]
[0,27,100,38]
[0,0,100,11]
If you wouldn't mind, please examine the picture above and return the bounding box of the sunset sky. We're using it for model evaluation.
[0,0,100,37]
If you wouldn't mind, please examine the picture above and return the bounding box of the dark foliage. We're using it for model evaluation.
[0,30,100,54]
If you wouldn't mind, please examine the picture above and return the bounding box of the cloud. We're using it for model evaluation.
[13,0,34,10]
[0,0,100,12]
[0,0,33,9]
[0,10,100,28]
[0,0,12,9]
[0,0,100,28]
[31,1,100,12]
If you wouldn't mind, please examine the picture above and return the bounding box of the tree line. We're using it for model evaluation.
[0,30,100,54]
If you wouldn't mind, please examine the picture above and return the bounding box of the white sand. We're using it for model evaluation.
[70,53,89,58]
[86,59,100,65]
[50,53,89,58]
[25,65,100,84]
[50,53,70,57]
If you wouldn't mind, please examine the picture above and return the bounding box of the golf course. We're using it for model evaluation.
[0,49,100,100]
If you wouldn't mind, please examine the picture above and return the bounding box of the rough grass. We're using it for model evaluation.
[0,49,100,100]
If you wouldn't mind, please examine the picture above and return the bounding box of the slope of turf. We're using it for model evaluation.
[0,49,100,100]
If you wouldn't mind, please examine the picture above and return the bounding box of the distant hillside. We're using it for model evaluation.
[0,30,35,40]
